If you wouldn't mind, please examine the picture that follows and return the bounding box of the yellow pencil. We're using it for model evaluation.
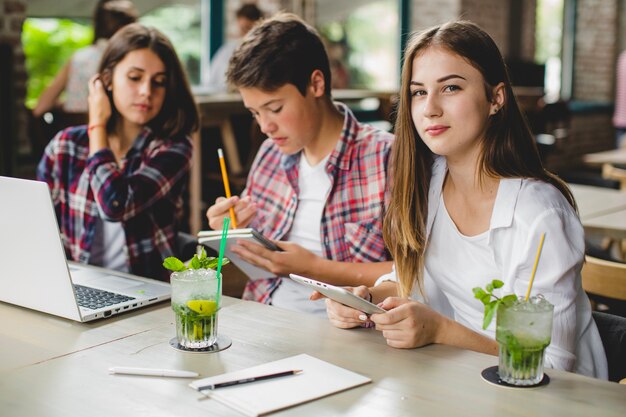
[217,148,237,228]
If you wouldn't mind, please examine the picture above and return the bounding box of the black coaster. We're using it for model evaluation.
[169,335,232,353]
[481,366,550,388]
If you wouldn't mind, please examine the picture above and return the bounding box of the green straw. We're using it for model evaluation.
[216,217,230,305]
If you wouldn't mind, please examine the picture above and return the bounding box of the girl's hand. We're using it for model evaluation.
[206,196,256,230]
[370,297,445,349]
[88,75,112,126]
[312,285,373,329]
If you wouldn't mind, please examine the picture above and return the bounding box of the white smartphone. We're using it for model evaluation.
[289,274,386,315]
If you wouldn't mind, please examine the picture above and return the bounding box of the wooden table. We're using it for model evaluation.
[583,148,626,190]
[1,298,624,417]
[570,183,626,259]
[570,184,626,220]
[583,147,626,166]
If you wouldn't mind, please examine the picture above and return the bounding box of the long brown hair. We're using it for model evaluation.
[98,23,199,139]
[383,21,576,298]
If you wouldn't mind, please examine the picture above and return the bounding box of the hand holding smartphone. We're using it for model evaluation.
[289,274,385,315]
[251,229,283,252]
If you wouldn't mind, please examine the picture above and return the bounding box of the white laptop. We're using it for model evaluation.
[0,176,171,322]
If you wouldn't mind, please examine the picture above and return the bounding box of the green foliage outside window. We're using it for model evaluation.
[22,18,92,108]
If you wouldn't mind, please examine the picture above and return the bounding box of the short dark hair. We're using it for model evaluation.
[226,13,332,96]
[98,23,199,138]
[236,3,263,21]
[93,0,138,41]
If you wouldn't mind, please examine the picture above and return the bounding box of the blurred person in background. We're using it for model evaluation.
[33,0,138,117]
[205,3,264,93]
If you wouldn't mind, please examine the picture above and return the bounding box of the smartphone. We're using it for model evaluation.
[251,229,283,252]
[289,274,385,315]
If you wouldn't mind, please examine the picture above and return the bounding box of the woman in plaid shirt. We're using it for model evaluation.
[37,23,198,280]
[206,14,394,315]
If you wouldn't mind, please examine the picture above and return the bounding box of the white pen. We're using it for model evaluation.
[109,366,199,378]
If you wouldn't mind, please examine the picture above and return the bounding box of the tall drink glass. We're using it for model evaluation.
[496,295,554,386]
[171,268,220,348]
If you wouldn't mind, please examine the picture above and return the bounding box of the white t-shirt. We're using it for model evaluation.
[425,195,500,331]
[271,154,331,315]
[90,204,129,273]
[376,156,608,379]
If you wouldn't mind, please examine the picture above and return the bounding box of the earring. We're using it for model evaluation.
[492,107,499,115]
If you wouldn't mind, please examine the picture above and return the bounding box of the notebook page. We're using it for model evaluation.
[189,354,371,416]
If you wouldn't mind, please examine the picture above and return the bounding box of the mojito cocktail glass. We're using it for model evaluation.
[171,268,220,348]
[496,295,554,386]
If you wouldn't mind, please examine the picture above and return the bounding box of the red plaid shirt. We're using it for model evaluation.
[37,125,192,280]
[242,103,394,303]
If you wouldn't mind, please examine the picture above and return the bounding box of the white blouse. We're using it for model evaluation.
[377,157,608,379]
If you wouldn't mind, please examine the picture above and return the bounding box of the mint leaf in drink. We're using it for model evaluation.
[162,249,229,272]
[472,279,517,329]
[190,256,201,269]
[163,257,187,272]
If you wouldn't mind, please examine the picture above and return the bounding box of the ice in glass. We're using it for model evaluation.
[171,268,220,348]
[496,295,554,386]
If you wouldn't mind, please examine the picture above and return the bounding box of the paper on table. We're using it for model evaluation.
[198,229,274,279]
[189,354,371,417]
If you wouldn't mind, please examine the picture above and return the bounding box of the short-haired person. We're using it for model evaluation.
[319,21,607,378]
[33,0,138,116]
[206,13,393,314]
[205,3,264,93]
[37,23,199,280]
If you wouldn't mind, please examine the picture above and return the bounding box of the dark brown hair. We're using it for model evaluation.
[236,3,263,21]
[93,0,138,41]
[384,21,576,297]
[98,23,199,138]
[226,12,332,96]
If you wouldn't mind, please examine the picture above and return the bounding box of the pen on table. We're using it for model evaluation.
[217,148,238,228]
[109,366,199,378]
[196,369,303,391]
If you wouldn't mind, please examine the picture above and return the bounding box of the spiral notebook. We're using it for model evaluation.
[189,354,371,416]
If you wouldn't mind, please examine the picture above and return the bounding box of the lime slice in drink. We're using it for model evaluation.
[186,300,217,315]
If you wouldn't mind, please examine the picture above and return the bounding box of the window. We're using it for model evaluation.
[315,0,400,90]
[535,0,564,101]
[140,1,203,86]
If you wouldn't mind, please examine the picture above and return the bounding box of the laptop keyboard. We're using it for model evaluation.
[74,284,136,310]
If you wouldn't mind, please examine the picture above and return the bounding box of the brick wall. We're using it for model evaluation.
[544,112,614,171]
[411,0,461,32]
[410,0,536,59]
[0,0,27,157]
[462,0,511,56]
[574,0,619,101]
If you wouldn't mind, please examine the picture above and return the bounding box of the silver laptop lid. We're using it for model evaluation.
[0,176,82,321]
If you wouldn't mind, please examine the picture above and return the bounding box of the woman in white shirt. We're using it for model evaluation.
[318,21,608,379]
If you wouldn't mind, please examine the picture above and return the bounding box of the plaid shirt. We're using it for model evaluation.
[37,125,192,280]
[242,103,394,303]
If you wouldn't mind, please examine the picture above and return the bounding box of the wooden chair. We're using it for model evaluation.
[601,163,626,191]
[582,255,626,315]
[582,255,626,300]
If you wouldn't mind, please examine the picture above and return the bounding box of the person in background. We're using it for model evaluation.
[612,49,626,148]
[205,3,264,93]
[205,13,393,315]
[37,23,199,280]
[319,21,608,379]
[33,0,138,117]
